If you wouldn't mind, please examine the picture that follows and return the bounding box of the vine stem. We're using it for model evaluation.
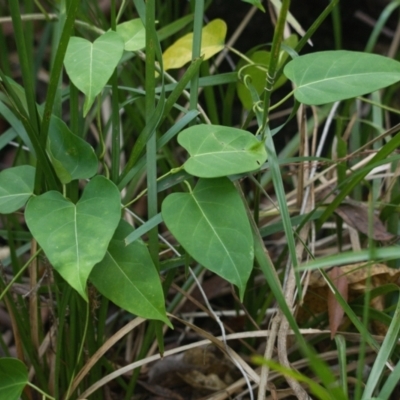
[261,0,291,138]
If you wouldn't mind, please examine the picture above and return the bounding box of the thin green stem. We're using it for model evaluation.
[26,382,56,400]
[116,0,128,23]
[254,0,291,227]
[110,0,121,183]
[0,248,42,302]
[269,90,295,111]
[261,0,291,135]
[123,167,183,208]
[359,96,400,115]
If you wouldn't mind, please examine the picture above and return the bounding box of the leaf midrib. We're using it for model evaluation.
[298,71,400,89]
[191,192,241,284]
[107,251,163,317]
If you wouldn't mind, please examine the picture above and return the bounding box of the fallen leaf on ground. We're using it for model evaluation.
[298,263,400,335]
[328,267,348,339]
[335,203,395,242]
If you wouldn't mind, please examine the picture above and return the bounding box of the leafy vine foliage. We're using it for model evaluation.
[1,1,400,398]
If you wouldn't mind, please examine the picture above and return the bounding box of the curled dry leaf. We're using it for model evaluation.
[178,370,228,391]
[298,263,400,335]
[334,203,396,242]
[147,346,236,397]
[317,186,396,242]
[327,267,349,339]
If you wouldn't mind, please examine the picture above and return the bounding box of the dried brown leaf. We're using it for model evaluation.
[335,203,395,242]
[327,267,348,339]
[178,370,227,391]
[298,263,400,334]
[317,186,396,241]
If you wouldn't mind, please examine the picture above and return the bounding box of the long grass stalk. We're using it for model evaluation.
[110,0,121,184]
[189,0,204,112]
[144,0,160,268]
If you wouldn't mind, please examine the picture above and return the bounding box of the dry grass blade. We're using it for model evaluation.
[68,317,145,398]
[76,328,334,399]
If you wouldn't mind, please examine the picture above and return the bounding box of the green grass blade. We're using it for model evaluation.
[8,1,40,133]
[144,0,164,268]
[189,0,204,111]
[162,57,203,119]
[110,0,121,184]
[264,127,301,293]
[275,0,339,82]
[157,14,194,42]
[365,1,400,53]
[253,357,335,400]
[0,73,59,190]
[378,359,400,400]
[361,290,400,399]
[118,94,164,184]
[118,111,198,191]
[335,335,348,397]
[299,247,400,271]
[319,269,380,353]
[124,213,163,246]
[238,183,344,395]
[319,130,400,226]
[330,0,342,49]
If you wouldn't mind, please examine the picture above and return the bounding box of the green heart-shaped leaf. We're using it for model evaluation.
[162,178,253,299]
[48,116,98,184]
[116,19,145,51]
[0,165,35,214]
[0,358,28,400]
[178,124,267,178]
[90,219,171,326]
[64,31,124,116]
[25,176,121,300]
[284,50,400,105]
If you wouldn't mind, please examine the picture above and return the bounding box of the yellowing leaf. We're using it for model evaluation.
[162,19,227,71]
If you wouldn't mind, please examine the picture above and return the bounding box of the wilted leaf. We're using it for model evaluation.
[163,19,227,71]
[179,370,227,391]
[327,267,348,339]
[335,203,395,242]
[299,263,400,334]
[317,187,395,242]
[148,346,234,390]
